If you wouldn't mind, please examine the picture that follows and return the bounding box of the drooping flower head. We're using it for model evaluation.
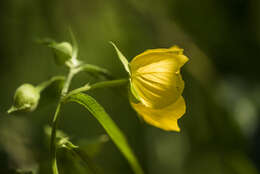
[111,43,189,131]
[130,46,188,109]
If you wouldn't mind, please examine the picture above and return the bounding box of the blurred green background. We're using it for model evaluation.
[0,0,260,173]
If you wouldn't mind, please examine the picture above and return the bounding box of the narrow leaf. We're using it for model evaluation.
[110,42,131,75]
[65,93,144,174]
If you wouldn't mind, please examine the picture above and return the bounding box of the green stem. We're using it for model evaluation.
[62,69,76,96]
[77,64,113,79]
[50,68,77,174]
[36,76,65,92]
[49,64,126,174]
[50,103,61,174]
[65,78,129,99]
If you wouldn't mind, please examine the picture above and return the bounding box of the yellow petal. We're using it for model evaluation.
[130,96,186,131]
[132,71,184,108]
[130,46,189,72]
[130,46,188,109]
[169,45,184,54]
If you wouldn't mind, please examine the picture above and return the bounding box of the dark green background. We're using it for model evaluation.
[0,0,260,173]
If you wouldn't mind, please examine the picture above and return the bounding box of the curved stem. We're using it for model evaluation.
[64,78,129,99]
[36,76,65,92]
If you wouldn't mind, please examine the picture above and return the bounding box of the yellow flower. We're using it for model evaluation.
[111,43,189,131]
[129,46,188,131]
[130,46,188,109]
[130,96,186,131]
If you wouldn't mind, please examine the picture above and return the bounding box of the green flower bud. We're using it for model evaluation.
[51,42,73,65]
[7,84,40,114]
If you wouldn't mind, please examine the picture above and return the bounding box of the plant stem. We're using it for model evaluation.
[50,68,77,174]
[36,76,65,92]
[65,78,129,99]
[77,64,113,79]
[50,65,127,174]
[62,68,76,96]
[50,103,61,174]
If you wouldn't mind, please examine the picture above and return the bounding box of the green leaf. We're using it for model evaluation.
[110,42,131,75]
[64,93,144,174]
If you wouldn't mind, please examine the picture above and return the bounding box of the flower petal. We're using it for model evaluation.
[130,46,189,73]
[130,96,186,131]
[130,46,188,109]
[132,71,184,108]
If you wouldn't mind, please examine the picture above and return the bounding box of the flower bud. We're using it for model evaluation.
[51,42,73,65]
[7,84,40,114]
